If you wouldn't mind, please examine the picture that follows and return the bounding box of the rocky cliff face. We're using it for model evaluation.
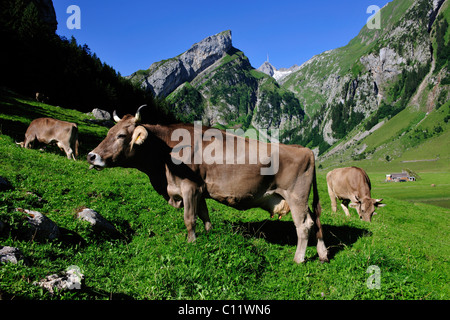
[32,0,57,32]
[129,30,233,97]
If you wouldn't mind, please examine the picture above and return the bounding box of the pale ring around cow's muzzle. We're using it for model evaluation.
[87,152,106,170]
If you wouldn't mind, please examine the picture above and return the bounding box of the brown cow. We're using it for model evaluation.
[87,106,328,264]
[22,118,79,160]
[326,167,385,222]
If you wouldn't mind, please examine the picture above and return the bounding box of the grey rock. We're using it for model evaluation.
[0,246,27,264]
[76,208,119,236]
[17,208,60,241]
[34,266,84,294]
[90,108,111,120]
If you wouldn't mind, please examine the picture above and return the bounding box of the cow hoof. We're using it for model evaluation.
[319,257,330,264]
[293,256,306,264]
[187,234,196,243]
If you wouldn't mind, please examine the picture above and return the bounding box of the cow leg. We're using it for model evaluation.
[327,184,337,213]
[309,206,329,263]
[24,135,34,149]
[289,202,313,264]
[181,182,200,243]
[58,142,74,160]
[64,148,74,160]
[198,197,212,233]
[341,199,351,217]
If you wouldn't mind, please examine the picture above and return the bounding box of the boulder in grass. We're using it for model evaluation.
[76,207,119,237]
[16,208,60,241]
[0,246,28,265]
[34,265,84,294]
[91,108,111,120]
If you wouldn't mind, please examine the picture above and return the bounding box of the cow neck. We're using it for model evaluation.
[129,124,172,199]
[134,124,173,169]
[141,123,204,187]
[144,124,173,146]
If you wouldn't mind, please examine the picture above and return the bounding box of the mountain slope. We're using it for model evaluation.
[129,31,305,131]
[281,0,449,158]
[319,0,450,169]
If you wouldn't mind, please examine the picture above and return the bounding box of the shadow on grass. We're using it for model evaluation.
[231,220,371,261]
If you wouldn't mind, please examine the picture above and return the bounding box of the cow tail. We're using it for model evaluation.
[73,125,79,157]
[75,138,79,157]
[312,165,324,240]
[312,165,321,218]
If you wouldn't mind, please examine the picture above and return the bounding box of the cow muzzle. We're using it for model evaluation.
[87,152,106,170]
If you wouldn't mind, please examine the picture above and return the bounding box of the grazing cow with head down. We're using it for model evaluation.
[22,118,79,160]
[326,167,385,222]
[87,106,328,264]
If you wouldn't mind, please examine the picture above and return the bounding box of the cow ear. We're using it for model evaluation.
[374,198,386,207]
[130,126,148,150]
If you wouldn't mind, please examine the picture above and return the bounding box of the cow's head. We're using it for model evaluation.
[88,105,148,170]
[349,196,386,222]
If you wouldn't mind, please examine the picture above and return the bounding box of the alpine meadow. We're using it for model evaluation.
[0,0,449,301]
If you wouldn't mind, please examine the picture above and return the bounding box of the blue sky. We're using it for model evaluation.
[53,0,391,76]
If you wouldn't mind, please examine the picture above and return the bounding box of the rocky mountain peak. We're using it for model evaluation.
[257,61,276,77]
[129,30,233,97]
[181,30,232,73]
[257,61,300,82]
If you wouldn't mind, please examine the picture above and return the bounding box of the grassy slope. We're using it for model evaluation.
[320,99,450,173]
[0,94,448,300]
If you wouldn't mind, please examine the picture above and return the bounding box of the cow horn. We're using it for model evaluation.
[113,110,121,122]
[375,198,383,203]
[135,105,147,123]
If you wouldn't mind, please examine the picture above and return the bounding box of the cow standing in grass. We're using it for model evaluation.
[22,118,79,160]
[87,106,328,264]
[326,167,386,222]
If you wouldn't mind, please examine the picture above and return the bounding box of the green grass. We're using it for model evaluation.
[1,94,449,300]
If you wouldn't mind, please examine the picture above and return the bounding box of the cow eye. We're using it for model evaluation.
[117,134,127,139]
